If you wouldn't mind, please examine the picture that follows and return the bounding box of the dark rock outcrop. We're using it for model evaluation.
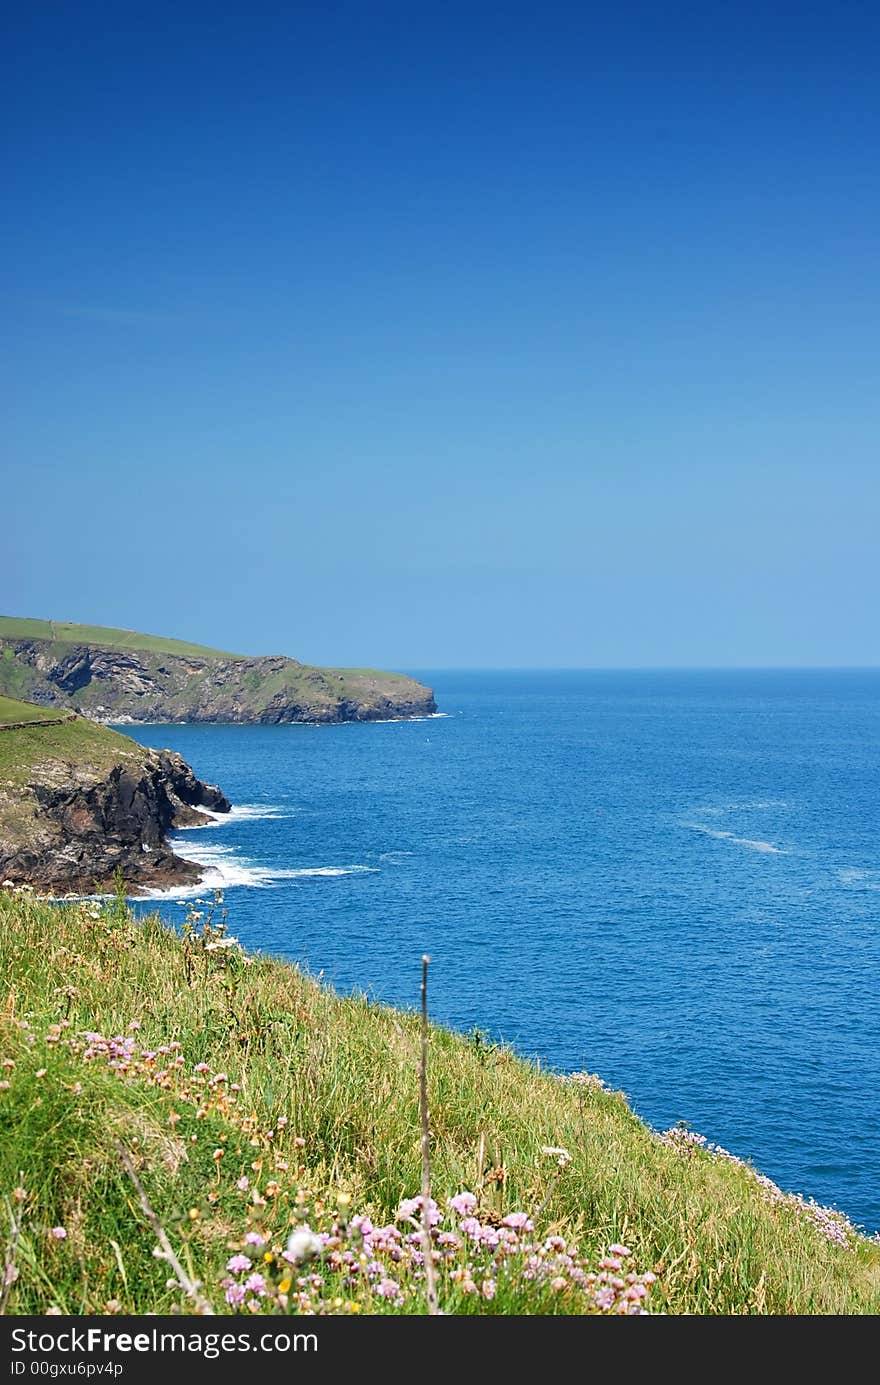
[155,749,230,825]
[0,747,231,896]
[47,648,159,698]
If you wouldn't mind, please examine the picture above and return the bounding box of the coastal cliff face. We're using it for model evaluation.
[0,620,436,725]
[0,710,230,895]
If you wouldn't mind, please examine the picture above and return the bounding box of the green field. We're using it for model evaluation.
[0,695,69,727]
[0,617,406,683]
[0,616,241,662]
[0,887,877,1316]
[0,707,141,783]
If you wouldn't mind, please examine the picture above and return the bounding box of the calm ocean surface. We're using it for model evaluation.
[123,670,880,1233]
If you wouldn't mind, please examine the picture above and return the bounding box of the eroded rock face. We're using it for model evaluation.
[156,750,230,815]
[0,638,437,724]
[0,752,231,896]
[47,648,159,698]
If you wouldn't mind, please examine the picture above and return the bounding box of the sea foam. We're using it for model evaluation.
[144,838,379,898]
[684,823,784,854]
[370,711,451,724]
[175,803,293,830]
[837,867,880,891]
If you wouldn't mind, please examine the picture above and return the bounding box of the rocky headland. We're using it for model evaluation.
[0,701,230,894]
[0,617,437,724]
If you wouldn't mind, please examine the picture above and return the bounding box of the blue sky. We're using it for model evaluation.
[3,1,878,668]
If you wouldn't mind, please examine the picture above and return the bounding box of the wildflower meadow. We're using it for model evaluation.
[1,885,878,1316]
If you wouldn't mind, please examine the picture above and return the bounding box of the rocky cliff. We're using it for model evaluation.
[0,705,230,894]
[0,618,437,724]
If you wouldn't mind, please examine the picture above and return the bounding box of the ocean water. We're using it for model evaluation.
[123,670,880,1233]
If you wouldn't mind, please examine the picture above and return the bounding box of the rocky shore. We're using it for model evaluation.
[0,711,230,895]
[0,613,435,895]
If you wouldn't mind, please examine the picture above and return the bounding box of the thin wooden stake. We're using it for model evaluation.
[0,1189,22,1316]
[118,1141,214,1315]
[419,954,440,1315]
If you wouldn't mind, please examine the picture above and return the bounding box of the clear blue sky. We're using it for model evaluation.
[3,1,878,669]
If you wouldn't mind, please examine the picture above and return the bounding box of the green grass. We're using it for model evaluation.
[0,713,153,877]
[0,616,241,662]
[0,697,68,727]
[324,667,431,686]
[0,650,32,702]
[0,617,406,684]
[0,890,877,1316]
[243,663,404,703]
[0,619,418,693]
[0,713,150,854]
[0,714,140,782]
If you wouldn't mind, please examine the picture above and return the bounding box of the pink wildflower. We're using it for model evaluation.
[397,1195,441,1226]
[502,1212,533,1232]
[448,1192,478,1217]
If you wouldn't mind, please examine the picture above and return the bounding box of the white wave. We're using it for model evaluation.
[176,803,293,830]
[692,800,789,816]
[684,823,784,854]
[141,837,380,899]
[368,712,450,724]
[278,866,379,878]
[222,803,292,821]
[728,836,783,854]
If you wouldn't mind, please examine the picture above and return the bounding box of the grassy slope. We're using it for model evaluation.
[0,697,69,727]
[0,713,141,784]
[0,616,240,662]
[324,667,432,690]
[0,891,877,1316]
[0,650,36,702]
[0,713,148,850]
[0,618,424,692]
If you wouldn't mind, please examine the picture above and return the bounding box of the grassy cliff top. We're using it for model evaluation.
[0,616,416,683]
[0,700,143,784]
[0,705,139,775]
[0,622,435,724]
[0,710,157,887]
[0,616,241,661]
[0,695,70,726]
[0,888,877,1316]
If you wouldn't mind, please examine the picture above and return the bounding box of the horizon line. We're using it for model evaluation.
[400,663,880,674]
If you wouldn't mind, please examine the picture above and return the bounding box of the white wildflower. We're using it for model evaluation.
[285,1229,324,1262]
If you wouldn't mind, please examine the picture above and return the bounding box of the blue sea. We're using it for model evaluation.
[123,670,880,1234]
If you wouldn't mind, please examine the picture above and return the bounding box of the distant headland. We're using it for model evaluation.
[0,616,437,725]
